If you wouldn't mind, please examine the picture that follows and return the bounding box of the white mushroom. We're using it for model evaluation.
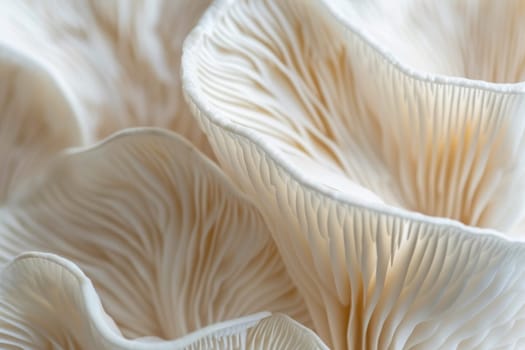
[0,252,327,349]
[0,47,81,203]
[326,0,525,83]
[183,0,525,232]
[0,0,214,157]
[183,0,525,348]
[0,129,314,347]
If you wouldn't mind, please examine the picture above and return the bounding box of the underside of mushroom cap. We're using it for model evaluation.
[0,252,327,349]
[0,0,215,157]
[326,0,525,84]
[0,128,310,341]
[183,100,525,349]
[183,0,525,348]
[0,46,81,203]
[183,0,525,234]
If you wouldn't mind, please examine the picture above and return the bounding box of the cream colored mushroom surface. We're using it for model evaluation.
[183,0,525,233]
[0,47,81,203]
[326,0,525,83]
[183,0,525,348]
[0,252,327,349]
[0,129,316,348]
[0,0,214,157]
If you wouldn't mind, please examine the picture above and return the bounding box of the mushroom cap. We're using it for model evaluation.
[0,0,215,157]
[0,129,311,345]
[326,0,525,84]
[182,0,525,348]
[183,0,525,233]
[0,46,81,203]
[0,252,327,349]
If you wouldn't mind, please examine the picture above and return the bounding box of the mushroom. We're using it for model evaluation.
[182,0,525,348]
[325,0,525,83]
[0,47,81,203]
[0,0,215,157]
[0,252,327,349]
[0,129,318,348]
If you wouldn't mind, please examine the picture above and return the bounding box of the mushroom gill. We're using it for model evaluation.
[0,253,327,349]
[0,129,311,344]
[183,0,525,348]
[327,0,525,83]
[0,0,214,157]
[183,0,525,232]
[0,48,81,203]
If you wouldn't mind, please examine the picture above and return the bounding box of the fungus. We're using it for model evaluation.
[183,0,525,348]
[0,129,316,348]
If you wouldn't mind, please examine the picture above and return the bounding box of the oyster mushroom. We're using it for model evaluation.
[0,47,81,203]
[326,0,525,83]
[0,129,315,347]
[0,0,214,157]
[320,0,525,233]
[0,252,327,349]
[183,0,525,232]
[182,0,525,348]
[0,0,216,206]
